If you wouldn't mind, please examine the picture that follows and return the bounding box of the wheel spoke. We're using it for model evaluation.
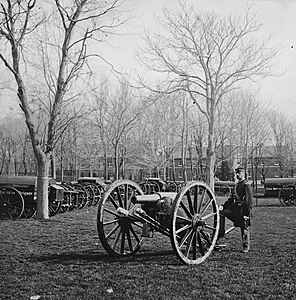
[120,228,126,253]
[197,232,205,256]
[197,189,206,213]
[200,230,212,246]
[178,228,192,248]
[106,224,120,239]
[201,211,218,220]
[111,227,122,250]
[126,228,134,252]
[130,224,141,243]
[193,186,198,213]
[180,201,192,218]
[115,187,124,208]
[200,197,214,215]
[185,231,194,257]
[176,224,191,236]
[104,207,119,217]
[192,232,197,259]
[186,190,194,215]
[124,184,128,209]
[103,219,119,226]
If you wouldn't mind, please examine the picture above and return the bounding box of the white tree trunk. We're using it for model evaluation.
[35,151,50,220]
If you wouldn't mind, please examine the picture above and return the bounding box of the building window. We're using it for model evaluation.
[275,161,279,165]
[275,170,279,177]
[178,172,182,179]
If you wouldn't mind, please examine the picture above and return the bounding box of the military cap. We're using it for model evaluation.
[234,166,244,173]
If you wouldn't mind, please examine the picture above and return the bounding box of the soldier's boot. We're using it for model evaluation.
[241,227,250,253]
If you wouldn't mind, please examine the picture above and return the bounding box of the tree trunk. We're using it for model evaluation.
[206,109,216,190]
[114,146,119,180]
[35,152,50,220]
[171,151,176,182]
[104,151,108,180]
[50,152,56,179]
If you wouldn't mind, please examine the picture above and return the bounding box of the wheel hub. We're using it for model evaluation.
[191,214,205,231]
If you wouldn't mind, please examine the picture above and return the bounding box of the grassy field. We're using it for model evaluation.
[1,198,295,300]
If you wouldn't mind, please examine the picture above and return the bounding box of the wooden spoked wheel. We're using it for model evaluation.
[0,186,24,221]
[22,198,36,219]
[279,187,296,206]
[91,183,103,206]
[170,181,219,265]
[48,197,61,216]
[73,184,88,209]
[97,180,144,257]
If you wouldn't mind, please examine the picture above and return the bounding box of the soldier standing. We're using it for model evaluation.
[217,166,253,253]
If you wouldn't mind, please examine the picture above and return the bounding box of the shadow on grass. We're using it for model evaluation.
[28,248,183,266]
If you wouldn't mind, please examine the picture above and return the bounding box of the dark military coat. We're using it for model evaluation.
[234,179,253,215]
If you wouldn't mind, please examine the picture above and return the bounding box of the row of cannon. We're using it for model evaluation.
[0,176,108,221]
[1,175,295,221]
[0,176,181,221]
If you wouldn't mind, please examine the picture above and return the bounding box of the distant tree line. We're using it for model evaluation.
[1,81,295,183]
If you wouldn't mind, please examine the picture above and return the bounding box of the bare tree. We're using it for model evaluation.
[268,111,295,177]
[137,1,278,189]
[91,80,143,180]
[0,0,126,219]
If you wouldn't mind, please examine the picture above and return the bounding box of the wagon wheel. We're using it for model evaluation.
[0,186,24,221]
[49,196,61,216]
[82,184,94,207]
[149,181,160,193]
[74,184,88,209]
[139,182,148,194]
[68,193,77,211]
[279,187,296,206]
[23,199,36,218]
[170,181,219,265]
[91,183,103,206]
[166,181,178,192]
[97,179,144,257]
[215,184,231,197]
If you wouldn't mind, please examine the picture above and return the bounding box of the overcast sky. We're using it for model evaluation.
[1,0,295,118]
[98,0,296,117]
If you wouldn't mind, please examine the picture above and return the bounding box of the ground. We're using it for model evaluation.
[0,198,295,300]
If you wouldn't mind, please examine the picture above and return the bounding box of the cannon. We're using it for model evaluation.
[97,179,220,265]
[262,178,296,206]
[54,177,107,213]
[77,177,107,206]
[214,180,235,197]
[0,176,64,220]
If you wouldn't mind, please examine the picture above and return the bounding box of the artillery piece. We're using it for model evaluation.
[97,179,220,265]
[0,176,64,220]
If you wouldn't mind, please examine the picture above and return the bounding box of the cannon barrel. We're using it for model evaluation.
[264,177,296,188]
[132,192,177,203]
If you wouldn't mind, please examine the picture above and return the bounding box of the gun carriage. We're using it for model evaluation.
[0,176,64,220]
[0,175,108,220]
[261,178,296,206]
[97,179,220,265]
[214,181,235,197]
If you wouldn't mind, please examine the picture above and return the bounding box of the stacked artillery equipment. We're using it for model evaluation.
[255,177,296,206]
[0,176,108,220]
[0,176,63,220]
[97,179,220,265]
